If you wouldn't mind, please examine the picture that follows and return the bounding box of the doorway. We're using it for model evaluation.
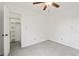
[9,12,21,54]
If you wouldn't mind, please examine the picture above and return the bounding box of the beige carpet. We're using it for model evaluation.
[10,40,79,56]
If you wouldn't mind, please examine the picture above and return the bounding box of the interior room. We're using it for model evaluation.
[0,2,79,56]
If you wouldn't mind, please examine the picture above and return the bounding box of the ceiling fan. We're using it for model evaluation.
[33,2,60,11]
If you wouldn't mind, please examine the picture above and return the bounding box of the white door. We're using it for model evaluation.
[4,6,10,56]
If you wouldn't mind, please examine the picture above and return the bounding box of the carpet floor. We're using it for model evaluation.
[10,40,79,56]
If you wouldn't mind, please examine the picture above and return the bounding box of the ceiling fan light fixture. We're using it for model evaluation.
[33,2,60,11]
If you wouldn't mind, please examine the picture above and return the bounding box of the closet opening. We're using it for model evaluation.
[9,12,21,54]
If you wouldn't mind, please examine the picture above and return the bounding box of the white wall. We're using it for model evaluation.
[49,2,79,49]
[21,10,49,47]
[50,15,79,49]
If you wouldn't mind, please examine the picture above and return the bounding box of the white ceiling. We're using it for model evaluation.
[0,2,79,18]
[49,2,79,18]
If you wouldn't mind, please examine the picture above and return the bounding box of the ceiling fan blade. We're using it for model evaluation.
[43,5,47,10]
[52,2,60,8]
[33,2,44,4]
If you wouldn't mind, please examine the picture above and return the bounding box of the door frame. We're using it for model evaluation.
[4,6,22,56]
[4,6,10,56]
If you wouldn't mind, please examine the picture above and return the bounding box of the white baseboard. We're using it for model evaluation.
[50,39,79,50]
[21,39,46,48]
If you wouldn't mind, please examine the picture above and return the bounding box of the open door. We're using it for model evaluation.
[4,6,10,56]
